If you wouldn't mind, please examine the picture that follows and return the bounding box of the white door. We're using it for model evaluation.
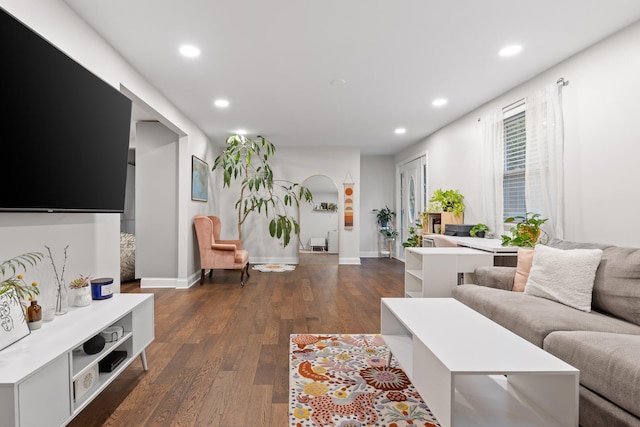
[398,157,426,258]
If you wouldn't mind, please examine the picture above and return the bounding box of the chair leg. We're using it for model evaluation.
[200,269,205,285]
[246,262,250,278]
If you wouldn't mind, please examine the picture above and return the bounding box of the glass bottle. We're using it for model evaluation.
[55,282,69,315]
[27,299,42,330]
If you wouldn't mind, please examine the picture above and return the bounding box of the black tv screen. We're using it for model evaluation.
[0,8,132,213]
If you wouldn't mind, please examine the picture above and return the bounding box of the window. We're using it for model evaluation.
[503,107,526,220]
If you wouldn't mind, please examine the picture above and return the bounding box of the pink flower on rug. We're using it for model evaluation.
[360,366,410,391]
[366,356,387,367]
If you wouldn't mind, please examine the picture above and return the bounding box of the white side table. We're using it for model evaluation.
[404,247,493,297]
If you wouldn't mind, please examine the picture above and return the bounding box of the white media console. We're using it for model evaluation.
[0,293,154,427]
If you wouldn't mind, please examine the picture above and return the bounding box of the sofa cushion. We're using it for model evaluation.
[513,248,534,292]
[474,266,516,291]
[453,284,640,347]
[547,238,612,251]
[591,246,640,327]
[544,331,640,419]
[579,385,640,427]
[524,245,603,312]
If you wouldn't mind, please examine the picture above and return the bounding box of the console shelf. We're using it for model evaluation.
[0,293,154,427]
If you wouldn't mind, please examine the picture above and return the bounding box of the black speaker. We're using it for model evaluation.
[83,334,106,355]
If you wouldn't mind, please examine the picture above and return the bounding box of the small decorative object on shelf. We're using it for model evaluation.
[27,298,42,330]
[83,334,106,355]
[69,274,92,307]
[91,277,114,300]
[46,245,70,316]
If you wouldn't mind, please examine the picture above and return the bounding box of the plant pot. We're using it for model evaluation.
[71,286,92,307]
[476,231,485,238]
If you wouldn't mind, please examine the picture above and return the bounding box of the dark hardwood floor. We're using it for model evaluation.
[69,257,405,426]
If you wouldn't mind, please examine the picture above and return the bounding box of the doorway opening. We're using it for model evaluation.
[298,175,339,265]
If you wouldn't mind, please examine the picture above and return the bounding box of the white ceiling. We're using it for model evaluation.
[64,0,640,155]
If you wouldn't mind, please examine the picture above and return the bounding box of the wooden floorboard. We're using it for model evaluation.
[69,257,405,426]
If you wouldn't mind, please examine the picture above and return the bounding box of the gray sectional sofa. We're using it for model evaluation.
[452,238,640,427]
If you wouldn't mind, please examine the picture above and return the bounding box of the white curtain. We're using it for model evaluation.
[524,84,565,239]
[480,110,505,236]
[481,82,565,240]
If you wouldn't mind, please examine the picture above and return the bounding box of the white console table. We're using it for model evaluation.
[0,293,154,427]
[404,247,493,297]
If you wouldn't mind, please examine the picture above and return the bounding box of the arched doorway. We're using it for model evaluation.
[298,175,339,264]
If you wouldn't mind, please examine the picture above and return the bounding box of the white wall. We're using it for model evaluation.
[360,155,396,257]
[216,146,361,264]
[136,122,179,286]
[396,19,640,248]
[0,0,215,291]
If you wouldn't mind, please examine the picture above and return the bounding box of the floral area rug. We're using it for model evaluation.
[252,264,296,272]
[289,334,440,427]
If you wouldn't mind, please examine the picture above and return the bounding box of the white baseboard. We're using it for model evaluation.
[250,257,299,265]
[339,257,361,265]
[140,277,179,288]
[360,251,386,258]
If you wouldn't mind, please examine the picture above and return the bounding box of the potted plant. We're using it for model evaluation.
[469,223,489,238]
[69,274,92,307]
[402,226,422,248]
[212,135,313,247]
[373,206,396,228]
[0,252,43,322]
[501,212,548,247]
[428,189,465,233]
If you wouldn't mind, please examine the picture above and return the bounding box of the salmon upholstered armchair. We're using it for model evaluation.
[194,215,250,286]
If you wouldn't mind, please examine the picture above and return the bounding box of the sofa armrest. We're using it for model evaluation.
[473,266,517,291]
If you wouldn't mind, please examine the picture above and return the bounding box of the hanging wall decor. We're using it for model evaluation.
[343,172,354,230]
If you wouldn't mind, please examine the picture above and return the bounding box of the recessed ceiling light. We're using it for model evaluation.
[330,79,346,86]
[234,129,247,135]
[394,128,406,135]
[179,45,201,58]
[432,98,447,107]
[214,99,229,108]
[499,45,522,57]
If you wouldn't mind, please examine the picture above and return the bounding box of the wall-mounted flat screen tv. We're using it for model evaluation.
[0,8,132,213]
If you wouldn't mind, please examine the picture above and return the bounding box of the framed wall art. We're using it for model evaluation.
[0,295,30,351]
[191,155,209,202]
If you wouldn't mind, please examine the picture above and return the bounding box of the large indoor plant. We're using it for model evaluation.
[213,135,313,247]
[501,212,548,247]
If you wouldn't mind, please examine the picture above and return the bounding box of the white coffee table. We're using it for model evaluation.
[381,298,579,427]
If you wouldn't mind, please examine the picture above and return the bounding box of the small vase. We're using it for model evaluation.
[27,300,42,330]
[72,286,92,307]
[55,283,69,315]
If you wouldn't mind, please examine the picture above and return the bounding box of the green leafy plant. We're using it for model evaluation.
[213,135,313,247]
[373,206,396,228]
[501,213,548,247]
[469,223,489,238]
[428,188,465,214]
[0,252,43,320]
[69,274,91,289]
[380,229,399,240]
[402,226,422,248]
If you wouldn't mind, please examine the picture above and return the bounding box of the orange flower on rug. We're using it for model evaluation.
[289,334,440,427]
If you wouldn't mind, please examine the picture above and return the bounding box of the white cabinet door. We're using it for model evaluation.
[18,353,70,426]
